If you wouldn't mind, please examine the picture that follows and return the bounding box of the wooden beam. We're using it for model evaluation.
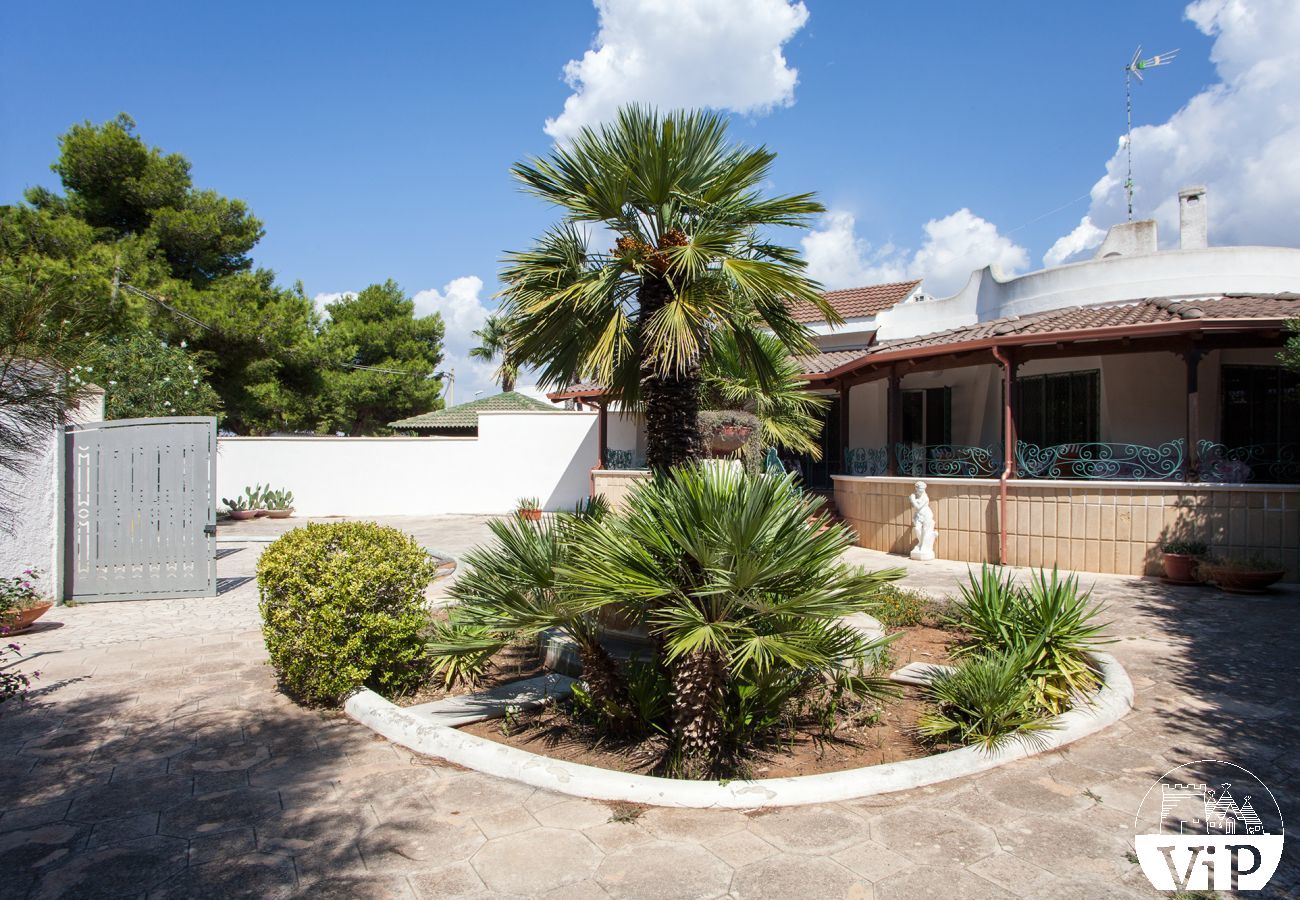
[1184,347,1202,480]
[886,367,900,475]
[837,378,850,473]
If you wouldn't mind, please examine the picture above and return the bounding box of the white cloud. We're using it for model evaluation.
[545,0,810,141]
[1067,0,1300,249]
[410,276,504,403]
[1043,216,1106,267]
[803,209,1029,297]
[311,291,355,315]
[910,209,1030,295]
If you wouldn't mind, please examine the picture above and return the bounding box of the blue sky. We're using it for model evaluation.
[5,1,1293,395]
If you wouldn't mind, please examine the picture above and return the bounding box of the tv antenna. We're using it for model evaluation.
[1124,46,1178,221]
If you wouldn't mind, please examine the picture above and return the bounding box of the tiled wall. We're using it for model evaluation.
[592,469,649,511]
[833,476,1300,580]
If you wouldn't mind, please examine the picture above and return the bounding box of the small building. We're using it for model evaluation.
[389,391,555,436]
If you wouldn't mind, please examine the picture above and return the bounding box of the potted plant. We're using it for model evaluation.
[1,568,53,635]
[222,494,258,520]
[516,497,542,522]
[245,484,270,517]
[1160,540,1207,584]
[699,410,759,457]
[1198,555,1287,594]
[264,488,295,519]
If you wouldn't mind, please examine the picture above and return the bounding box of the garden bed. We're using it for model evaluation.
[458,623,956,778]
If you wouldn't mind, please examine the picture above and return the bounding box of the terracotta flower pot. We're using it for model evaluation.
[1201,565,1286,594]
[252,509,270,518]
[707,425,754,455]
[1161,553,1201,585]
[4,601,53,635]
[226,509,258,520]
[266,508,294,519]
[516,508,542,522]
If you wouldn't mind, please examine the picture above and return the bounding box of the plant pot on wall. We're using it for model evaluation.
[700,410,760,458]
[266,508,295,519]
[226,509,258,521]
[517,508,542,522]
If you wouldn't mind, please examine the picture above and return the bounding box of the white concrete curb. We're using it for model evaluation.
[345,651,1133,809]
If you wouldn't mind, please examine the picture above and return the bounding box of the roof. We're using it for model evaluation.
[791,348,875,375]
[389,390,554,431]
[809,293,1300,382]
[787,280,921,324]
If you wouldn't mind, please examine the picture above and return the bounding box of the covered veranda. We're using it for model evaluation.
[805,294,1300,579]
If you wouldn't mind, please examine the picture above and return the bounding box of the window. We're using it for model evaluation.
[1221,365,1300,447]
[901,387,951,446]
[1017,370,1099,446]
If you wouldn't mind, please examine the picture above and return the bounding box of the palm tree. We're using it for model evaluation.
[702,328,829,459]
[500,106,836,471]
[469,313,518,392]
[563,464,901,775]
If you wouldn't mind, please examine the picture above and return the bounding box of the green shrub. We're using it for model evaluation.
[257,522,437,705]
[872,584,937,627]
[1161,540,1207,556]
[949,565,1109,714]
[916,650,1053,750]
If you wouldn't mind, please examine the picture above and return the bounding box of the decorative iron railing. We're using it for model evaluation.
[1016,439,1185,480]
[895,443,1003,478]
[843,446,889,476]
[604,448,646,470]
[1197,441,1300,484]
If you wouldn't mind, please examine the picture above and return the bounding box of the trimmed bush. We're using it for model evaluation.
[257,522,437,705]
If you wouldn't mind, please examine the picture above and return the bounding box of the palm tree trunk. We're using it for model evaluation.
[672,647,725,775]
[577,641,629,711]
[638,277,702,471]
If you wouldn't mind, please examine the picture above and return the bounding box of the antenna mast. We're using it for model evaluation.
[1124,46,1178,221]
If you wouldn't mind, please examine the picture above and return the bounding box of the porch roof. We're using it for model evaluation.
[805,293,1300,384]
[389,390,554,431]
[787,279,921,323]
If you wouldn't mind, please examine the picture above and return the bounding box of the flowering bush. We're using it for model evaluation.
[0,567,46,619]
[82,331,221,419]
[0,568,42,711]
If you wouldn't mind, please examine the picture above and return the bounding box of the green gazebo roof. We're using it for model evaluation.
[389,390,555,431]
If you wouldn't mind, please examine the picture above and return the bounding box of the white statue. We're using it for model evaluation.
[909,481,938,561]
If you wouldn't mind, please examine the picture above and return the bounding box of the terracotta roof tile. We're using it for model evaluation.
[787,280,921,324]
[792,349,872,375]
[870,294,1299,355]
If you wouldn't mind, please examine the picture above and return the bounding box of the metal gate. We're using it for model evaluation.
[64,417,217,602]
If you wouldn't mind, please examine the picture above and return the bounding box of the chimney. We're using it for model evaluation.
[1179,185,1208,249]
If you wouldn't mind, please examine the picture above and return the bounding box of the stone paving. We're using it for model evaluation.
[3,516,1299,898]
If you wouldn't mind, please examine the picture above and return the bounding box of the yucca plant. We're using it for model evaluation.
[563,464,901,775]
[949,565,1109,714]
[499,105,834,471]
[916,650,1054,751]
[1015,568,1110,713]
[427,504,629,713]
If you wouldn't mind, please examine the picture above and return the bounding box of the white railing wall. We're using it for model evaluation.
[217,410,599,516]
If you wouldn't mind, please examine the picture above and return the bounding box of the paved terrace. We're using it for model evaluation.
[3,515,1298,898]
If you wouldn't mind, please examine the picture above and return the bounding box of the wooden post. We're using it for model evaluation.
[886,368,900,475]
[597,400,609,470]
[837,379,850,473]
[1184,348,1202,480]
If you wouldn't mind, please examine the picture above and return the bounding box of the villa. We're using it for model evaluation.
[563,187,1300,579]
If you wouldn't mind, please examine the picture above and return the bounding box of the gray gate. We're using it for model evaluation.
[64,417,217,602]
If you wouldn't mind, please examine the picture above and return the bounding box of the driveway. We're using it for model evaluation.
[3,516,1297,898]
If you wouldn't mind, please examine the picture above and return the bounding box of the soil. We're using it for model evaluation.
[457,623,961,779]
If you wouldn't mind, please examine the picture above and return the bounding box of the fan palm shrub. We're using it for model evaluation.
[499,105,834,471]
[916,650,1053,750]
[949,565,1110,714]
[563,464,902,775]
[427,504,631,717]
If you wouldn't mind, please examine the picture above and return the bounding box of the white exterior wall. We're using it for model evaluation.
[0,389,103,596]
[217,410,599,516]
